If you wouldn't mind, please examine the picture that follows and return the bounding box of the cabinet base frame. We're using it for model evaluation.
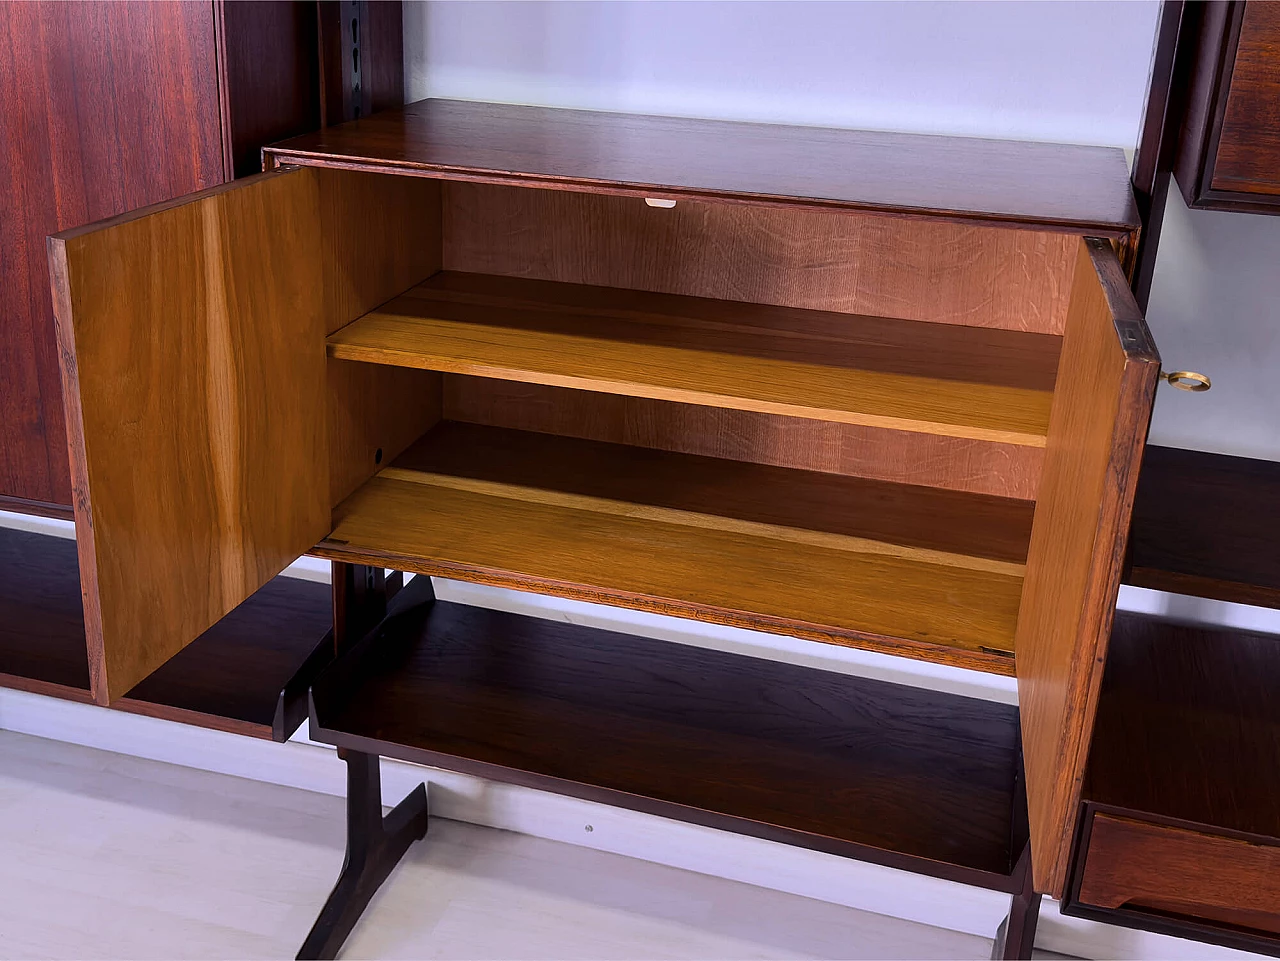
[297,748,429,961]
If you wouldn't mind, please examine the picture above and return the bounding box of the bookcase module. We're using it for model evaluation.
[47,99,1157,904]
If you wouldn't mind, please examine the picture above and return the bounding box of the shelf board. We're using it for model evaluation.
[1127,446,1280,609]
[316,422,1028,673]
[118,576,335,740]
[265,98,1139,234]
[0,525,333,739]
[329,272,1058,447]
[0,527,92,701]
[1084,612,1280,842]
[311,576,1027,889]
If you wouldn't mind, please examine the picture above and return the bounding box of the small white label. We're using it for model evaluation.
[644,197,677,208]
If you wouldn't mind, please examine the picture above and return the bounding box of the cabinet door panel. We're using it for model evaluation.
[48,168,330,704]
[1015,237,1160,896]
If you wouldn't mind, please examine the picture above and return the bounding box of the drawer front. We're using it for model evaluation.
[1080,813,1280,935]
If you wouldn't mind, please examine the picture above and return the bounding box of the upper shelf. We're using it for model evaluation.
[264,98,1140,234]
[329,272,1059,447]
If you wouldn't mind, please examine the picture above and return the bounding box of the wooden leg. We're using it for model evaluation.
[991,847,1042,960]
[296,750,429,960]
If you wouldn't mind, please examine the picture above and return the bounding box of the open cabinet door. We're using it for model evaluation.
[1016,237,1160,896]
[48,166,443,706]
[48,169,330,704]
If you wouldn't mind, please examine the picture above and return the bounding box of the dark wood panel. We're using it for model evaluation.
[119,575,334,741]
[219,0,321,178]
[1079,814,1280,937]
[397,422,1035,564]
[0,527,91,700]
[1127,446,1280,608]
[1014,238,1160,897]
[265,98,1139,233]
[445,378,1044,500]
[1084,613,1280,841]
[311,576,1026,887]
[1211,1,1280,197]
[0,1,225,507]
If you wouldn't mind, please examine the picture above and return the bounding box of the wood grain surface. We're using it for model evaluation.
[1211,1,1280,197]
[1084,613,1280,840]
[1013,238,1160,896]
[49,169,332,704]
[1079,814,1280,936]
[444,378,1044,500]
[443,183,1080,334]
[330,272,1055,446]
[264,98,1140,233]
[0,1,225,507]
[311,577,1027,885]
[316,423,1025,672]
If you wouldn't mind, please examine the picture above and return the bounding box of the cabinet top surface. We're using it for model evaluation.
[265,98,1140,233]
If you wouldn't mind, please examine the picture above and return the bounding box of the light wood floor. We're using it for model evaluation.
[0,729,1031,960]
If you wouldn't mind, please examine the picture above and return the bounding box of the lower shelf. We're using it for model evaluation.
[310,575,1028,891]
[0,526,333,739]
[317,421,1029,673]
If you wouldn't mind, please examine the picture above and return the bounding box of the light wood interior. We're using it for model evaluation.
[1014,238,1160,896]
[316,420,1029,674]
[329,271,1059,447]
[50,167,443,704]
[441,182,1080,333]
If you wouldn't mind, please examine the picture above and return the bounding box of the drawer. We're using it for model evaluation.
[1079,812,1280,936]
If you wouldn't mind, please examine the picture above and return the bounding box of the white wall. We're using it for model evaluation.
[405,0,1158,146]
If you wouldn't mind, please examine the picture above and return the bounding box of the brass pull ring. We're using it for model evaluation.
[1161,370,1212,392]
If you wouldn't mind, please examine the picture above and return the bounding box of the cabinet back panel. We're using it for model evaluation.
[442,182,1077,334]
[444,376,1042,501]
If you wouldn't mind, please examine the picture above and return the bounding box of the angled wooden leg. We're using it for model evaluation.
[297,750,429,960]
[991,846,1042,960]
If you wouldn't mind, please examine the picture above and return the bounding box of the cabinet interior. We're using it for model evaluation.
[317,171,1091,674]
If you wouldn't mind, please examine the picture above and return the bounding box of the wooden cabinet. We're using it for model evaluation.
[1173,0,1280,212]
[46,98,1157,903]
[0,1,403,741]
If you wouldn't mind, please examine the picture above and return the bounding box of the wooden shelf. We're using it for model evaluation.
[0,525,333,739]
[310,575,1028,889]
[1084,612,1280,841]
[264,98,1139,234]
[329,272,1059,447]
[316,422,1030,672]
[1127,446,1280,609]
[0,527,92,701]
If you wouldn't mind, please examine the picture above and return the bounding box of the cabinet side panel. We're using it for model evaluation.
[1211,1,1280,197]
[1015,238,1159,896]
[0,1,224,507]
[49,169,331,704]
[443,183,1077,335]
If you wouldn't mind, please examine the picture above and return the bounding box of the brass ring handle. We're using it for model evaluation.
[1161,370,1212,392]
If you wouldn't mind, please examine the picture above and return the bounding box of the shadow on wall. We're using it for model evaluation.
[1145,187,1280,461]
